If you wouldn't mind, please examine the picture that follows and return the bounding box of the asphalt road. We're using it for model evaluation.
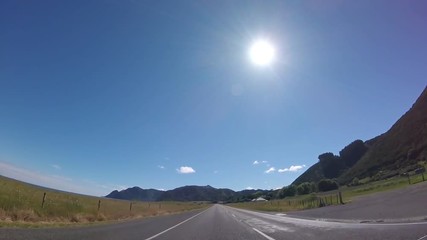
[2,204,427,240]
[287,181,427,222]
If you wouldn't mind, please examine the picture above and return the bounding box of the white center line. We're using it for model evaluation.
[252,228,276,240]
[417,234,427,240]
[144,208,209,240]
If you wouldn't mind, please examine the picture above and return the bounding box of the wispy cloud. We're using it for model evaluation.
[176,166,196,174]
[158,165,165,169]
[0,161,124,196]
[51,164,61,170]
[245,186,254,190]
[278,165,306,173]
[253,160,268,165]
[265,167,276,174]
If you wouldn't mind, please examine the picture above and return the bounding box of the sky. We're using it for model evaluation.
[1,0,426,196]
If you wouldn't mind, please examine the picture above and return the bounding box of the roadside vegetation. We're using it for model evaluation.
[0,176,209,227]
[229,166,426,212]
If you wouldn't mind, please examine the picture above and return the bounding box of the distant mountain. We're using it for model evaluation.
[157,185,235,202]
[107,87,427,199]
[106,185,268,202]
[106,187,163,201]
[292,163,325,186]
[293,86,427,185]
[339,86,427,183]
[293,139,369,185]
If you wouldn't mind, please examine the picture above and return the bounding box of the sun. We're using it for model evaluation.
[248,39,276,67]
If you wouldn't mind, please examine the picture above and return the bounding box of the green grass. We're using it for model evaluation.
[228,193,340,212]
[340,173,425,202]
[0,176,210,227]
[229,173,427,213]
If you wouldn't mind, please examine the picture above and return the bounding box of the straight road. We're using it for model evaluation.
[286,181,427,222]
[1,204,427,240]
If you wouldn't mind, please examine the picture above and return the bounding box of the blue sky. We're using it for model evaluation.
[1,0,426,196]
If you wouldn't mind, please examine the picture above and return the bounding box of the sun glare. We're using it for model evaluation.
[249,39,276,67]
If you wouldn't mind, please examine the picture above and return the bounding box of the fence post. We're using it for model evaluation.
[98,200,101,212]
[407,174,411,184]
[339,191,344,204]
[41,192,46,208]
[318,197,325,207]
[130,202,133,212]
[422,173,425,182]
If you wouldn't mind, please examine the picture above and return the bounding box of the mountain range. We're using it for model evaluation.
[293,86,427,185]
[106,185,269,202]
[107,86,427,202]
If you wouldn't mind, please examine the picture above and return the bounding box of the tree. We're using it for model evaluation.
[278,185,297,198]
[351,177,360,186]
[296,182,312,195]
[318,152,345,179]
[339,140,368,167]
[309,182,317,193]
[317,179,339,192]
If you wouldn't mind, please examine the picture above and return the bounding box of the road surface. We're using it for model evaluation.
[1,204,427,240]
[287,180,427,222]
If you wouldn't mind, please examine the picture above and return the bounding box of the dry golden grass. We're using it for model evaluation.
[0,175,210,227]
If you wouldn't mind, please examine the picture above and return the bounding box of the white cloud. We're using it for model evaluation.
[176,166,196,174]
[278,165,306,173]
[51,164,61,170]
[265,167,276,174]
[158,165,165,169]
[245,186,254,190]
[253,160,268,165]
[111,185,128,191]
[0,161,121,196]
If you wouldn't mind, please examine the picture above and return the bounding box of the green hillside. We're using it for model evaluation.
[339,86,427,183]
[293,86,427,186]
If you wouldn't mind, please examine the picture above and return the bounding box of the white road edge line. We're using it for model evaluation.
[144,208,209,240]
[252,228,276,240]
[417,234,427,240]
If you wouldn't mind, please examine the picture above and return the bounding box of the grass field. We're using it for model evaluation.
[229,172,426,213]
[0,176,210,227]
[228,194,327,212]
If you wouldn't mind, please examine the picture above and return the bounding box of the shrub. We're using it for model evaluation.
[278,185,296,198]
[317,179,339,192]
[351,177,360,186]
[296,182,312,195]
